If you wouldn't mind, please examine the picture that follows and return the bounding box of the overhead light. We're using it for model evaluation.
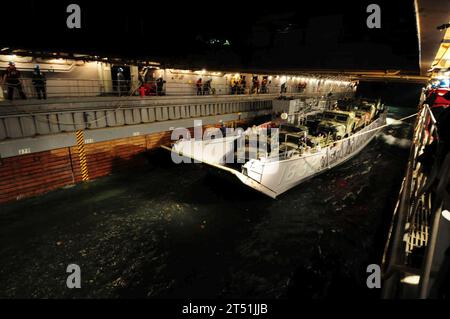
[442,209,450,222]
[1,47,9,52]
[401,275,420,285]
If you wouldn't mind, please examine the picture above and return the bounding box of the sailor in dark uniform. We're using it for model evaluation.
[2,61,26,100]
[32,65,47,100]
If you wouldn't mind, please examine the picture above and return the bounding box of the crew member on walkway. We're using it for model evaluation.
[2,61,26,100]
[156,77,166,96]
[219,120,227,137]
[280,82,287,94]
[196,78,203,95]
[117,67,125,96]
[261,76,268,93]
[203,79,212,95]
[252,76,260,94]
[239,75,246,94]
[32,65,47,100]
[230,77,237,95]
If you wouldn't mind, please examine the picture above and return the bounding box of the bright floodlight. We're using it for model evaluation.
[401,275,420,285]
[442,209,450,222]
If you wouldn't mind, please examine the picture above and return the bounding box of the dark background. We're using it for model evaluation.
[0,0,419,72]
[357,82,423,107]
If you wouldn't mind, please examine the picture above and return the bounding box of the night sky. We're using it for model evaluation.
[1,0,419,72]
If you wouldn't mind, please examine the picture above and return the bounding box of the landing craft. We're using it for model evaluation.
[165,98,387,198]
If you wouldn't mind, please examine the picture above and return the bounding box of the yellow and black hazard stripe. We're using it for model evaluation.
[75,130,89,181]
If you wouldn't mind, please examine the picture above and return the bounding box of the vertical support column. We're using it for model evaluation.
[75,130,90,182]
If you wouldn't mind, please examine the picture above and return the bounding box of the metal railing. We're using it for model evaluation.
[0,98,276,140]
[1,78,136,99]
[1,77,352,101]
[382,104,450,298]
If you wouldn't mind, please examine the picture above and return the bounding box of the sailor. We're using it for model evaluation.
[297,81,306,93]
[203,79,212,95]
[156,77,166,96]
[2,61,26,100]
[137,69,145,87]
[196,78,203,95]
[219,120,227,137]
[261,76,268,93]
[240,76,247,94]
[280,82,287,94]
[230,78,237,95]
[117,67,125,96]
[252,76,260,94]
[241,75,247,94]
[32,65,47,100]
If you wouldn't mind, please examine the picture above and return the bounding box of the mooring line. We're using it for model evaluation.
[321,112,418,148]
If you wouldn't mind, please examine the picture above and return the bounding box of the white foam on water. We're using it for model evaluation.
[379,133,411,148]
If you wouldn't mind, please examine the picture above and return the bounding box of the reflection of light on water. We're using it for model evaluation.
[386,117,404,126]
[379,134,411,148]
[83,189,127,204]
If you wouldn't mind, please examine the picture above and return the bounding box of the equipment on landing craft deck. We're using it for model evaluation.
[317,110,357,140]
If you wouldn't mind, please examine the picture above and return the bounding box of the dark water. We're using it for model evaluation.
[0,107,414,298]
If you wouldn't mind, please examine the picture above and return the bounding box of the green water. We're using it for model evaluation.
[0,106,415,298]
